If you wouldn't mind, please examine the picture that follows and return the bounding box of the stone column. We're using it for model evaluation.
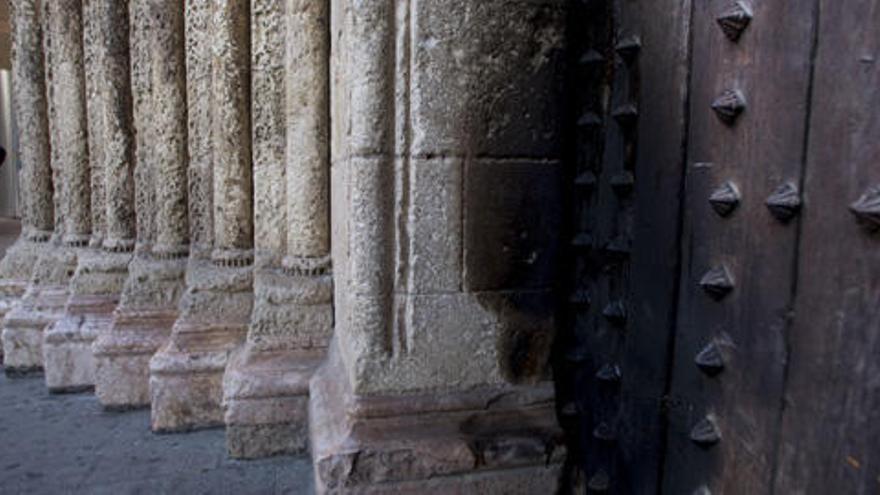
[2,0,86,374]
[222,0,332,459]
[149,0,254,432]
[92,0,189,409]
[309,0,567,491]
[44,0,136,393]
[0,0,54,337]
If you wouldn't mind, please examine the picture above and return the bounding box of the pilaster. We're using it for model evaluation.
[310,0,567,491]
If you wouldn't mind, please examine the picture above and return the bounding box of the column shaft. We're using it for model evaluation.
[284,0,330,261]
[46,0,91,246]
[211,0,253,261]
[251,0,285,267]
[11,0,53,241]
[98,1,136,251]
[185,0,215,258]
[149,0,189,257]
[130,0,155,250]
[84,0,105,247]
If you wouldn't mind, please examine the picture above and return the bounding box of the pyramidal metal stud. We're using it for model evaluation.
[690,416,722,447]
[587,469,610,492]
[711,89,746,125]
[579,49,605,66]
[612,104,639,127]
[593,422,616,441]
[693,486,713,495]
[604,236,632,258]
[569,288,592,306]
[615,36,641,62]
[565,347,588,363]
[766,182,802,222]
[610,171,635,196]
[578,112,602,128]
[717,1,753,42]
[700,265,734,300]
[708,181,741,217]
[849,185,880,232]
[596,363,622,383]
[572,232,594,249]
[695,341,725,376]
[575,170,598,189]
[602,300,627,326]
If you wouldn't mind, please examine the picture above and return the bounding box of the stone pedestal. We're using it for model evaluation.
[44,250,130,392]
[310,347,565,494]
[313,0,567,490]
[0,234,51,332]
[149,259,252,431]
[223,268,332,458]
[2,245,77,375]
[92,254,185,409]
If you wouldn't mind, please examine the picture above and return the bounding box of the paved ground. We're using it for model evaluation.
[0,373,315,494]
[0,220,315,494]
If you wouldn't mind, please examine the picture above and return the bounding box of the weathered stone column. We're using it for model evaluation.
[150,0,253,432]
[43,0,136,393]
[92,0,189,409]
[2,0,88,374]
[309,0,567,491]
[0,0,54,340]
[222,0,332,459]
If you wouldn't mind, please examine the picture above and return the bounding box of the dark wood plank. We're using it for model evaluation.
[774,1,880,492]
[663,1,818,493]
[613,0,694,493]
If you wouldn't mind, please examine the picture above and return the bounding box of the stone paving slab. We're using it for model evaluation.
[0,371,314,494]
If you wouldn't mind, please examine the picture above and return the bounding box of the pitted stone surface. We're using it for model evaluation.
[147,0,190,255]
[211,0,253,254]
[45,0,92,244]
[83,0,106,247]
[93,0,136,248]
[0,372,313,494]
[185,0,215,258]
[329,0,565,395]
[11,0,54,238]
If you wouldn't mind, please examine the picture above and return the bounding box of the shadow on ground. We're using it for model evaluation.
[0,371,314,494]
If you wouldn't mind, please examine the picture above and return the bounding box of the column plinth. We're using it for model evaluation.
[92,0,187,409]
[310,348,564,493]
[149,0,253,432]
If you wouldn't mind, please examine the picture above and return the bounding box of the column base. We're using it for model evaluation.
[0,236,53,360]
[149,259,253,432]
[1,286,69,375]
[93,309,178,409]
[0,280,25,362]
[223,346,324,459]
[43,295,118,393]
[309,346,566,494]
[149,325,248,432]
